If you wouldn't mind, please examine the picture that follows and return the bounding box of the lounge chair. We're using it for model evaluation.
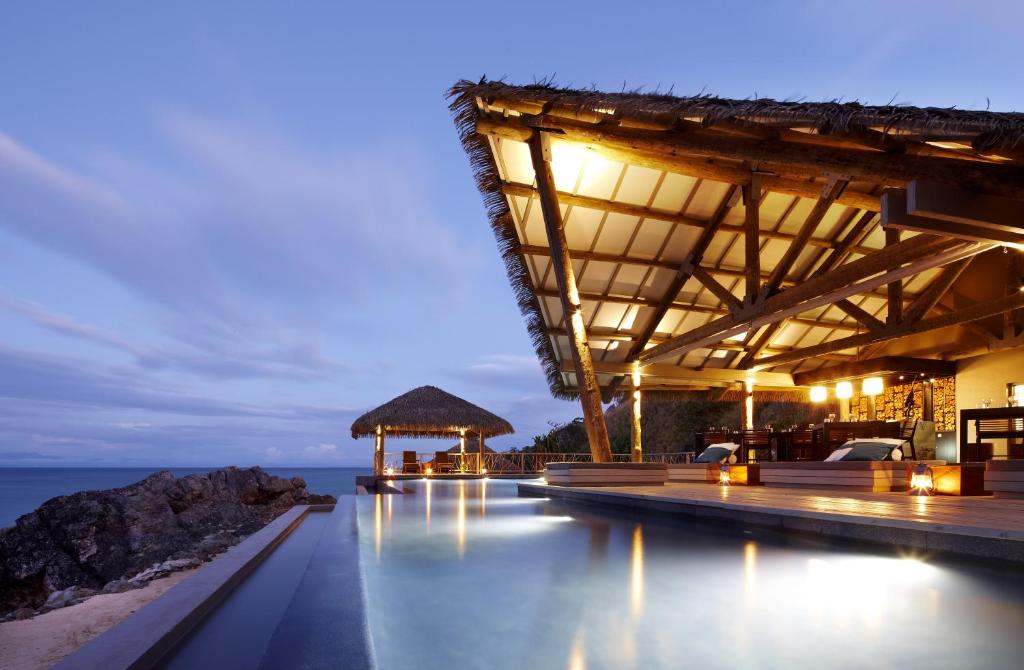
[433,451,452,474]
[402,450,419,474]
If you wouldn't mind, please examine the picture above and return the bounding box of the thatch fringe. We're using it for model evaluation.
[448,81,571,399]
[350,385,514,439]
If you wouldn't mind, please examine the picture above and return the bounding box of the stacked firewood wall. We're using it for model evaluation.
[850,377,955,431]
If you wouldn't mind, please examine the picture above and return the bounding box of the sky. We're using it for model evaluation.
[0,1,1021,467]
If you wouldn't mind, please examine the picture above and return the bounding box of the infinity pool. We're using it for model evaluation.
[359,479,1024,670]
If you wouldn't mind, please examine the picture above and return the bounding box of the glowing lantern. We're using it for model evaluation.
[384,467,394,476]
[809,386,828,403]
[862,377,884,396]
[719,465,731,486]
[909,463,934,496]
[425,466,434,476]
[481,468,488,475]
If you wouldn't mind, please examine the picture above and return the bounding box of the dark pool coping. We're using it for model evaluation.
[520,482,1024,563]
[258,495,375,669]
[54,503,335,670]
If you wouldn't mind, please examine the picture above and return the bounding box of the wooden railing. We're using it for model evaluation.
[378,451,694,475]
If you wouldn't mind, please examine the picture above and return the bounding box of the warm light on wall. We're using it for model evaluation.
[836,381,853,399]
[862,377,884,396]
[809,386,828,403]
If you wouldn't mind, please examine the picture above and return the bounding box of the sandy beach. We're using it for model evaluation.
[0,569,196,670]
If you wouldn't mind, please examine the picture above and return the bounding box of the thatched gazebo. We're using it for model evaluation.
[351,385,514,474]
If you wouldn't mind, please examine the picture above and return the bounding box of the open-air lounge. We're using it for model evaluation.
[447,79,1024,555]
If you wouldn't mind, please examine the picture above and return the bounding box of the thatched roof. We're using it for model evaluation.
[350,385,514,439]
[448,78,1024,400]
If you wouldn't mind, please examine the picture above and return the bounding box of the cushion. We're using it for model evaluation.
[695,442,739,464]
[839,441,900,462]
[824,446,853,462]
[850,437,907,447]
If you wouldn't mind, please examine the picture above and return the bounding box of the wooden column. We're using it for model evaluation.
[478,430,485,473]
[743,176,762,303]
[374,425,384,476]
[529,132,613,462]
[743,380,754,431]
[886,229,903,324]
[459,429,466,473]
[630,362,642,463]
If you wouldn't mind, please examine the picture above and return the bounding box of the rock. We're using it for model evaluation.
[101,579,133,594]
[0,466,336,615]
[127,558,201,585]
[13,607,35,620]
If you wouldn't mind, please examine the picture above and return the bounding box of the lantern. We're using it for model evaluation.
[719,464,731,486]
[909,463,934,496]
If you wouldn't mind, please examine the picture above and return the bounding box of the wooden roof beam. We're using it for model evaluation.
[752,290,1024,369]
[640,236,991,364]
[502,183,880,256]
[514,114,1024,199]
[560,360,795,387]
[536,291,864,332]
[480,120,882,210]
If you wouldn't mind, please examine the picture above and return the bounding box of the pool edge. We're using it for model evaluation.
[54,503,333,670]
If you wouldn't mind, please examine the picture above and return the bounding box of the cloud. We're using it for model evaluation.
[0,292,343,381]
[0,344,354,421]
[302,443,340,459]
[458,353,545,386]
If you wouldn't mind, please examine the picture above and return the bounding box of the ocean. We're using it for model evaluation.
[0,467,371,529]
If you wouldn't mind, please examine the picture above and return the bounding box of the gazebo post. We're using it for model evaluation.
[459,428,466,473]
[374,425,384,476]
[478,430,485,473]
[528,132,613,463]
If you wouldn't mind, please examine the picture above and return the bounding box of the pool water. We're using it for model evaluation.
[359,480,1024,670]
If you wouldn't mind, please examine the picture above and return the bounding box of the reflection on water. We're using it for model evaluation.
[359,480,1024,670]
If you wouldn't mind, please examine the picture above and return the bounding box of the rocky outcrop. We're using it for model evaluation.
[0,466,336,616]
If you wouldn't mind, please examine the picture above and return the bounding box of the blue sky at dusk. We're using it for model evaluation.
[1,1,1021,466]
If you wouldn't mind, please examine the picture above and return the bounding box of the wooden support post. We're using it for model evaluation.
[885,229,903,324]
[459,429,466,473]
[631,362,642,463]
[743,380,754,431]
[529,132,613,463]
[479,431,485,473]
[743,176,762,303]
[374,425,384,476]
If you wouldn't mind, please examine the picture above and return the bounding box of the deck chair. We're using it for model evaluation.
[741,430,773,463]
[433,451,453,474]
[402,450,419,474]
[899,418,919,459]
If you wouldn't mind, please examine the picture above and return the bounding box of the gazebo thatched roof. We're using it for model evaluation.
[350,385,514,439]
[448,78,1024,401]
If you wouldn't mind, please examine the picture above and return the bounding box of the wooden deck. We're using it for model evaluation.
[519,481,1024,562]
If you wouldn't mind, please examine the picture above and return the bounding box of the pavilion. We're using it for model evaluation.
[449,79,1024,465]
[351,385,514,475]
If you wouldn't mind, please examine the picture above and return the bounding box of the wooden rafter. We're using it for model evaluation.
[834,298,885,330]
[500,178,879,263]
[902,258,973,323]
[743,175,762,302]
[764,179,848,296]
[482,115,1024,199]
[690,263,744,312]
[640,236,990,363]
[481,120,882,211]
[751,290,1024,369]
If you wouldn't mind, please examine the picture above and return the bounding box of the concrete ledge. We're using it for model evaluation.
[54,505,327,670]
[519,482,1024,563]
